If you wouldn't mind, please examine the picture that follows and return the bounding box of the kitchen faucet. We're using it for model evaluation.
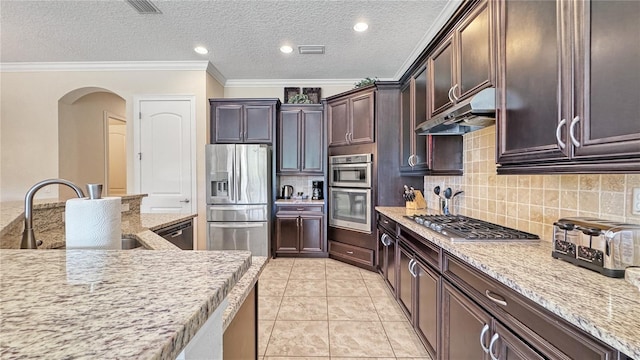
[21,178,85,249]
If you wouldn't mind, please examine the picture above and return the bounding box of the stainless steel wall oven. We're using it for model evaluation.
[328,154,373,233]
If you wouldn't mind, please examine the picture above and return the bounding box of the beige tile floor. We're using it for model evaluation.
[258,257,432,360]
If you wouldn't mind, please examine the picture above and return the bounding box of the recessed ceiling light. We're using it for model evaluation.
[280,45,293,54]
[194,46,209,55]
[353,22,369,32]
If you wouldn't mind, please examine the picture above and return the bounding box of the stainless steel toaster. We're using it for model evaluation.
[552,217,640,278]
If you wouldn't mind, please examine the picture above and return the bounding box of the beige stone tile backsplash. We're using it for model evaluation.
[423,125,640,241]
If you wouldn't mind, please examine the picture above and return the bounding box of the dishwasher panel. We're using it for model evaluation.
[156,220,193,250]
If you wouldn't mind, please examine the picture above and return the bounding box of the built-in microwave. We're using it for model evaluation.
[329,153,372,188]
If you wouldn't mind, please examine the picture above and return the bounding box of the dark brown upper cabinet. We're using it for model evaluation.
[496,0,640,173]
[327,87,375,147]
[430,36,456,117]
[400,69,429,173]
[570,0,640,164]
[456,0,494,101]
[210,99,279,144]
[277,104,324,175]
[429,0,495,118]
[400,69,463,176]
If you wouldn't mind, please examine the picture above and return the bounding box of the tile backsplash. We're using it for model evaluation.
[277,175,324,198]
[423,125,640,241]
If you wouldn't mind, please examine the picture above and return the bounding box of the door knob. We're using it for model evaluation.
[179,199,190,203]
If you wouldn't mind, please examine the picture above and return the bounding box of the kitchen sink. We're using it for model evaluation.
[50,237,146,250]
[121,237,145,250]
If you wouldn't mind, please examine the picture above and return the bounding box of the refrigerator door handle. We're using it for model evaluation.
[237,151,242,202]
[209,223,265,229]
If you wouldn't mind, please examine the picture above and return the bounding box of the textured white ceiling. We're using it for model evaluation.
[0,0,460,81]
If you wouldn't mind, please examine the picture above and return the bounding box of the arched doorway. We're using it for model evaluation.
[58,87,126,199]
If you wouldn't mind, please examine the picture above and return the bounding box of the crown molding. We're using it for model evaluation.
[224,78,389,88]
[0,61,211,73]
[205,62,227,86]
[393,0,464,80]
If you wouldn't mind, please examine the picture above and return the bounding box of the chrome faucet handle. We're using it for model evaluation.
[20,178,85,249]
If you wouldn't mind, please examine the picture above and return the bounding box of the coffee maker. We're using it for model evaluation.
[312,181,324,200]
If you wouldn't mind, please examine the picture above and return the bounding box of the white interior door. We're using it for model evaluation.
[137,98,194,213]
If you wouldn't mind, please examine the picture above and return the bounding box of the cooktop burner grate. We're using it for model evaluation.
[404,214,539,242]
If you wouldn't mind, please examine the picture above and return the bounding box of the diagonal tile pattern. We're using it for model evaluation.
[258,258,432,360]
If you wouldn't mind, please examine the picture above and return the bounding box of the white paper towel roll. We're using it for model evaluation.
[65,197,122,249]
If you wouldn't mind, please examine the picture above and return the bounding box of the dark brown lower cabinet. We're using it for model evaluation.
[443,253,621,360]
[377,225,397,294]
[414,260,439,357]
[441,281,546,360]
[441,281,492,360]
[396,241,439,358]
[397,246,413,318]
[376,215,627,360]
[275,211,324,255]
[223,284,257,359]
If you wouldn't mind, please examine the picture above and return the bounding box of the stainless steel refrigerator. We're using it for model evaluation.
[205,144,271,256]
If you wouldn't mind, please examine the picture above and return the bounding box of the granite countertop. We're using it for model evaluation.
[275,199,325,205]
[376,206,640,359]
[0,249,252,359]
[0,195,145,237]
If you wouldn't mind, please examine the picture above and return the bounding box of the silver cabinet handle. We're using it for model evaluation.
[408,258,417,277]
[349,132,354,143]
[480,324,490,353]
[485,290,507,306]
[451,84,460,102]
[381,233,390,246]
[345,132,350,143]
[170,230,183,238]
[556,118,567,149]
[569,116,581,147]
[489,333,500,360]
[411,259,418,277]
[407,155,413,167]
[448,86,455,103]
[179,199,190,203]
[346,251,354,254]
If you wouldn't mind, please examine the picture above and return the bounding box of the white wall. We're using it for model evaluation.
[0,70,210,201]
[224,83,354,101]
[58,91,125,199]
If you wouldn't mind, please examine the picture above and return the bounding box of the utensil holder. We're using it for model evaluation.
[406,190,427,210]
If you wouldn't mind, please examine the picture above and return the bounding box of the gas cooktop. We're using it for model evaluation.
[404,214,540,242]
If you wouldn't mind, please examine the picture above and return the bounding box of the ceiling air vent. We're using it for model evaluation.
[126,0,162,14]
[298,45,325,55]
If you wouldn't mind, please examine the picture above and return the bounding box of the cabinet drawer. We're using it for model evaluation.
[399,226,441,270]
[276,205,323,214]
[377,213,397,234]
[329,241,374,266]
[443,253,618,360]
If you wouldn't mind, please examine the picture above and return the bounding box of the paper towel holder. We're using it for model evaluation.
[21,178,85,249]
[86,184,103,200]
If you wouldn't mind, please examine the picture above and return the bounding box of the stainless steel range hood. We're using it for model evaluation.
[415,88,496,135]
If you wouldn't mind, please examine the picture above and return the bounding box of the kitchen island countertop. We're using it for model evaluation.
[376,206,640,359]
[0,249,252,359]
